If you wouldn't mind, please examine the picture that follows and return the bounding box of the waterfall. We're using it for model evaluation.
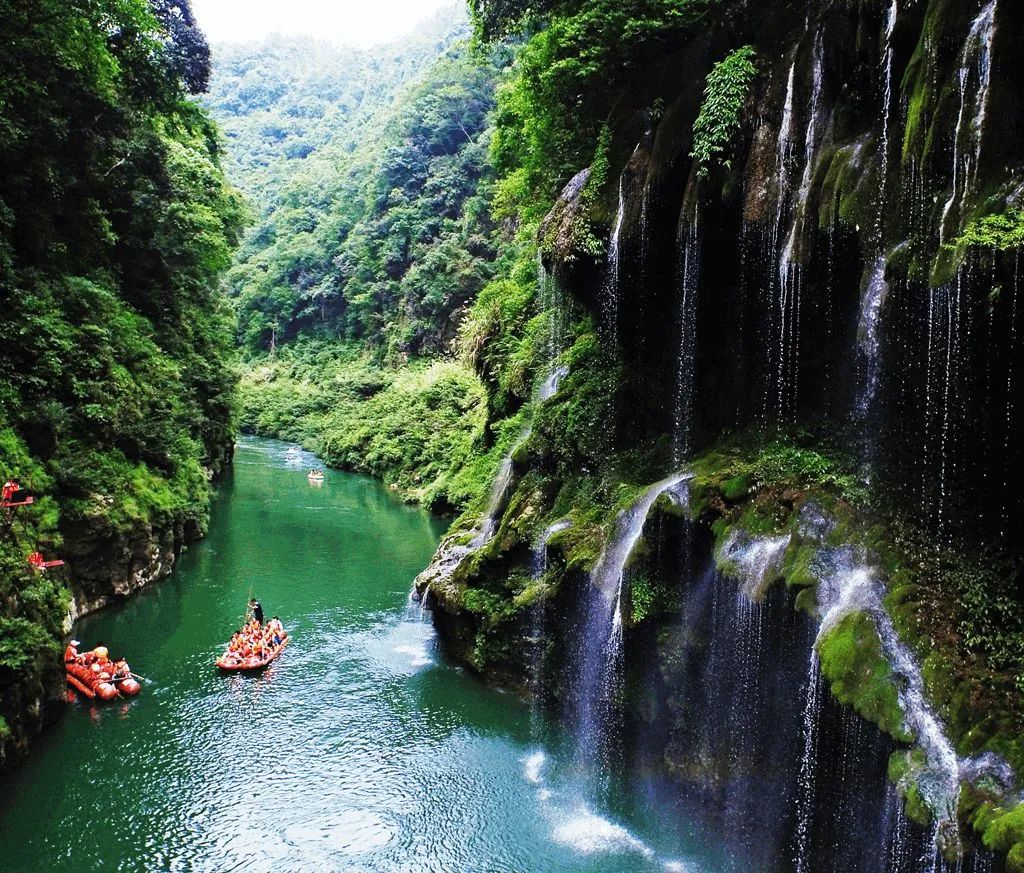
[717,530,791,602]
[602,144,640,347]
[537,364,568,404]
[575,473,691,763]
[775,34,824,420]
[472,364,569,551]
[529,518,571,722]
[416,366,569,590]
[769,60,797,420]
[537,252,564,366]
[920,270,967,539]
[856,255,891,424]
[470,456,515,548]
[877,0,898,241]
[602,174,626,344]
[1002,259,1019,536]
[772,61,797,255]
[671,212,701,466]
[793,653,823,873]
[813,548,966,853]
[592,473,692,599]
[939,0,999,244]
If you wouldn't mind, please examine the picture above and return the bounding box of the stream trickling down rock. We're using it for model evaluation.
[0,438,731,872]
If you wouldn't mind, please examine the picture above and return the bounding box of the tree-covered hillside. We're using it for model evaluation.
[204,6,471,206]
[217,38,498,357]
[0,0,242,763]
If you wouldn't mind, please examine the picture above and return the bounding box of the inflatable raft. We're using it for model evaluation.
[66,662,141,701]
[216,634,289,672]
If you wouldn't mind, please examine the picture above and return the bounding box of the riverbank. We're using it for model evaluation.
[237,340,511,514]
[0,428,234,771]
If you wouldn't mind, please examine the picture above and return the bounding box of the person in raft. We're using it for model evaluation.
[64,640,81,664]
[248,598,264,625]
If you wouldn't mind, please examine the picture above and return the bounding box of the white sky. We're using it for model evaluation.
[191,0,455,46]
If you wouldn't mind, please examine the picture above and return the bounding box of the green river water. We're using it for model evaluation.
[0,438,726,872]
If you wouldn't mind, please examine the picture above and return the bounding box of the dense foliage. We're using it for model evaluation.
[0,0,241,754]
[203,8,472,204]
[691,44,757,177]
[238,340,492,510]
[489,0,714,219]
[212,19,501,360]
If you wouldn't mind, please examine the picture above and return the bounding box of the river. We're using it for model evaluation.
[0,438,729,872]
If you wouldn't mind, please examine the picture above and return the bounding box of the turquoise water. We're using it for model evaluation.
[0,438,723,872]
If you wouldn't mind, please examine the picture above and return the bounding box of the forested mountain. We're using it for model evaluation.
[226,43,498,355]
[204,6,471,205]
[0,0,241,763]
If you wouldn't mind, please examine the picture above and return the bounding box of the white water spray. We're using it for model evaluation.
[857,255,891,422]
[672,212,701,466]
[939,0,999,244]
[813,551,964,849]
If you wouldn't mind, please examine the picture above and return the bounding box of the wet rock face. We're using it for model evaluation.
[0,664,63,771]
[562,0,1024,543]
[63,515,193,618]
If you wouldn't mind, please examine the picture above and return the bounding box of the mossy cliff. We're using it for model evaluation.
[416,0,1024,869]
[0,1,241,769]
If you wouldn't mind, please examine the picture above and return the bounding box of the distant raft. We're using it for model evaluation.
[307,470,324,482]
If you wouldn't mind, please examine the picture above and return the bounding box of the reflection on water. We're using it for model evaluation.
[0,437,722,872]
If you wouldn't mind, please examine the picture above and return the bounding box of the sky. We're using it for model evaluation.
[190,0,456,46]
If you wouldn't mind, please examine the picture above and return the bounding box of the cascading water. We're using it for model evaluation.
[921,270,966,538]
[793,652,823,873]
[602,174,627,345]
[811,548,965,855]
[939,0,999,244]
[856,256,891,432]
[774,33,823,421]
[470,456,515,549]
[472,363,570,551]
[1002,260,1020,536]
[537,252,562,367]
[574,473,691,767]
[766,60,797,422]
[672,211,701,467]
[602,143,642,348]
[416,366,569,590]
[717,530,791,603]
[530,519,572,676]
[877,0,899,237]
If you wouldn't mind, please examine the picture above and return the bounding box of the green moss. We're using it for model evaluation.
[818,142,871,232]
[975,803,1024,871]
[513,581,545,610]
[904,784,933,827]
[818,611,910,741]
[721,473,750,502]
[782,542,819,590]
